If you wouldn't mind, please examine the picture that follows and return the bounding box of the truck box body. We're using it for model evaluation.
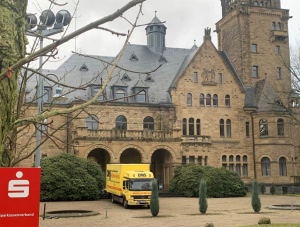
[106,164,154,208]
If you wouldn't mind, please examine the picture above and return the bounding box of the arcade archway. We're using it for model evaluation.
[87,148,111,172]
[120,148,142,163]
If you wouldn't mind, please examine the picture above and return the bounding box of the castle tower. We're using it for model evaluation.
[145,12,167,55]
[216,0,291,97]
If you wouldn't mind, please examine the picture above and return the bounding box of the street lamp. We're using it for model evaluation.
[26,9,71,167]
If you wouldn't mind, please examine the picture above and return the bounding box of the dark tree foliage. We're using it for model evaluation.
[251,179,261,213]
[170,165,246,198]
[150,178,160,217]
[270,184,276,195]
[199,179,208,214]
[40,153,105,201]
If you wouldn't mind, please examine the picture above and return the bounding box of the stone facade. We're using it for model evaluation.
[19,0,300,192]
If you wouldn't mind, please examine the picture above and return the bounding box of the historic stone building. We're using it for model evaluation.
[21,0,300,192]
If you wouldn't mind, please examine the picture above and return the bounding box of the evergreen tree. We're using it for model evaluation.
[270,184,276,195]
[199,179,208,214]
[150,178,159,217]
[251,179,261,213]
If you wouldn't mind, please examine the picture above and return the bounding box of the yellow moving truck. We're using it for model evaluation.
[106,164,154,208]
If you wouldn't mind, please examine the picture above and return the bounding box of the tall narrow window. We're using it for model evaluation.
[275,46,280,54]
[279,157,287,176]
[193,72,198,83]
[218,73,223,84]
[86,115,98,130]
[259,118,268,136]
[182,156,186,165]
[187,93,192,106]
[196,119,201,135]
[197,156,202,165]
[242,155,248,176]
[189,156,195,164]
[226,119,231,137]
[220,119,225,137]
[222,155,227,168]
[199,93,205,106]
[277,67,281,79]
[182,118,187,135]
[189,118,194,135]
[115,115,127,130]
[213,94,218,107]
[229,155,234,172]
[277,118,284,136]
[272,22,276,30]
[143,116,154,130]
[225,94,230,107]
[278,22,282,30]
[261,157,271,176]
[206,94,211,106]
[246,122,250,137]
[236,155,241,176]
[252,66,259,78]
[251,44,257,53]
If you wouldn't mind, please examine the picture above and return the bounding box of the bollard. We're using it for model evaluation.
[105,203,108,218]
[43,203,46,220]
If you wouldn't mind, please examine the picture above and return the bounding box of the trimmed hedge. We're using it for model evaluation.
[40,154,105,201]
[170,165,247,198]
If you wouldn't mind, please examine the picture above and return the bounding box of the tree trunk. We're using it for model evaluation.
[0,1,28,166]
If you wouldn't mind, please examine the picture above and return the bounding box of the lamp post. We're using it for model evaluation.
[26,9,71,167]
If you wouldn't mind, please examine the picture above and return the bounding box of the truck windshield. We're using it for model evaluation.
[129,179,152,191]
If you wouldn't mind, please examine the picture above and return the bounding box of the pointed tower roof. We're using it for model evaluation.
[146,11,167,29]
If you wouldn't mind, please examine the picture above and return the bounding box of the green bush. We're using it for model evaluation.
[199,179,208,214]
[150,178,160,217]
[169,165,246,198]
[260,183,266,194]
[270,184,276,195]
[258,217,271,224]
[40,154,105,201]
[251,179,261,213]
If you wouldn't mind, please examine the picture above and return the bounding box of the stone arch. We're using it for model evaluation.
[148,145,177,162]
[277,155,289,162]
[258,155,272,162]
[117,144,145,163]
[84,144,115,160]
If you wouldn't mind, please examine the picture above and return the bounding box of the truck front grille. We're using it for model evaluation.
[132,195,149,199]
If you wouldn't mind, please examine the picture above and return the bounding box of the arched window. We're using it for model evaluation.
[254,1,258,6]
[261,157,271,176]
[259,118,268,136]
[277,118,284,136]
[236,155,241,176]
[272,22,276,30]
[226,119,231,137]
[206,94,211,106]
[243,155,248,176]
[259,1,263,6]
[222,155,227,168]
[189,118,194,135]
[196,119,201,135]
[86,115,98,130]
[115,115,127,130]
[143,116,154,130]
[220,119,225,137]
[279,157,287,176]
[182,118,187,135]
[277,22,282,31]
[225,94,230,107]
[199,93,205,106]
[229,155,234,171]
[187,93,192,106]
[213,94,218,106]
[116,89,126,101]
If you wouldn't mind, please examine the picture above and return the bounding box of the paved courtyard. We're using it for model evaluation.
[39,195,300,227]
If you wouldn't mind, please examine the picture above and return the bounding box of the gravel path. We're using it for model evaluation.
[39,195,300,227]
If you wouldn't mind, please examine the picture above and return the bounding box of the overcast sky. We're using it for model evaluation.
[27,0,300,69]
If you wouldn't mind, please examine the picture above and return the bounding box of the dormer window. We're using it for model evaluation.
[115,89,126,102]
[130,53,138,61]
[121,72,131,81]
[91,85,105,101]
[145,74,154,82]
[79,63,88,71]
[135,89,146,102]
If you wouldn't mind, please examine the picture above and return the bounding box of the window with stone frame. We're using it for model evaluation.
[193,72,198,83]
[279,157,287,176]
[246,121,250,137]
[189,156,195,164]
[236,155,241,176]
[220,119,225,137]
[259,118,268,137]
[261,157,271,176]
[115,115,127,130]
[252,66,259,78]
[213,94,218,106]
[229,155,234,172]
[181,156,186,165]
[143,116,154,130]
[197,156,202,165]
[199,93,205,106]
[242,155,248,176]
[196,119,201,135]
[206,94,211,106]
[222,155,227,168]
[187,93,192,106]
[189,118,194,135]
[182,118,187,135]
[225,94,230,107]
[251,44,257,53]
[277,67,282,80]
[226,119,231,137]
[86,115,98,130]
[277,118,284,136]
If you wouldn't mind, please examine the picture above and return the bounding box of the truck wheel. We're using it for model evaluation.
[123,199,128,209]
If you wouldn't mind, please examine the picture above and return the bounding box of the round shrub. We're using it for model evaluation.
[169,165,246,198]
[40,154,105,201]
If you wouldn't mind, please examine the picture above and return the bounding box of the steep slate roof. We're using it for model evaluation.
[47,44,191,104]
